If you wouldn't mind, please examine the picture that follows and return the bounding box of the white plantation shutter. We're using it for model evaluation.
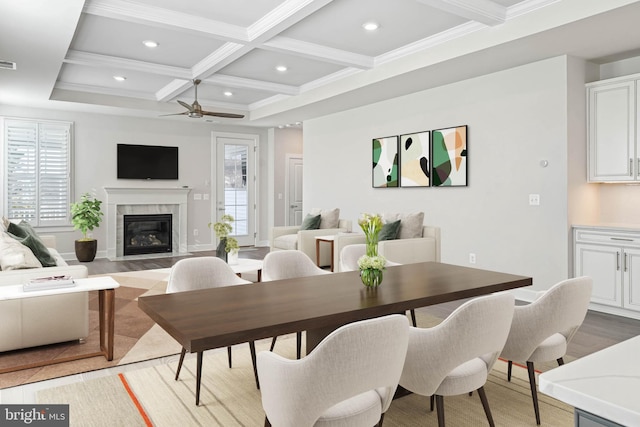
[4,119,72,227]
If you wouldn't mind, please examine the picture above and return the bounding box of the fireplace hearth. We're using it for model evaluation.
[123,214,172,256]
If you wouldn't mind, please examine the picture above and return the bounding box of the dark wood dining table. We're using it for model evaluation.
[138,261,532,405]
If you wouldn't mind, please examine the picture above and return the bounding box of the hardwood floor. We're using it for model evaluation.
[72,248,640,361]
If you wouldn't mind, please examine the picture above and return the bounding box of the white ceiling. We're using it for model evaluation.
[2,0,640,128]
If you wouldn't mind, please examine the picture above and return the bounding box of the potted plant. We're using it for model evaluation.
[209,214,239,263]
[70,192,104,262]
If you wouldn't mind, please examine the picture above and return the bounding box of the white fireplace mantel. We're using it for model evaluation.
[104,187,191,259]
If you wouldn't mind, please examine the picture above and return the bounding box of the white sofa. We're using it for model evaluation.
[333,225,441,272]
[270,219,352,267]
[0,235,89,352]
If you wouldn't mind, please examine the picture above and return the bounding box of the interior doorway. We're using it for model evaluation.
[286,155,303,226]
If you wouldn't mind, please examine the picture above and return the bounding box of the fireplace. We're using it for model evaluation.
[123,214,173,256]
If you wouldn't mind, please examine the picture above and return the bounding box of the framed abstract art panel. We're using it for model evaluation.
[372,136,399,187]
[399,131,430,187]
[431,125,468,187]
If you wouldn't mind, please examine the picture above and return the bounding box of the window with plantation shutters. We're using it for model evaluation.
[3,118,73,227]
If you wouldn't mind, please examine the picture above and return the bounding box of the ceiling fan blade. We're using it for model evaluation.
[177,100,194,111]
[159,112,188,117]
[202,111,245,119]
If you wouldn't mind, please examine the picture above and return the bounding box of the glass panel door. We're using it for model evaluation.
[215,134,256,246]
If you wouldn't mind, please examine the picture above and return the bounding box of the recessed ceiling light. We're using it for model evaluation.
[223,91,233,97]
[363,22,379,31]
[276,65,287,72]
[113,75,126,82]
[142,40,158,48]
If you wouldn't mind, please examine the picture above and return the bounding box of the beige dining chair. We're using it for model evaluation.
[258,314,409,427]
[339,244,417,326]
[399,292,515,427]
[166,256,260,390]
[500,276,593,425]
[262,250,331,359]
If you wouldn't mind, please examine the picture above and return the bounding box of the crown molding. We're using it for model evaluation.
[64,50,191,79]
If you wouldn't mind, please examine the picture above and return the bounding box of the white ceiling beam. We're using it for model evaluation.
[263,37,374,69]
[83,0,248,42]
[64,50,192,79]
[205,75,300,96]
[156,79,192,102]
[247,0,336,42]
[416,0,506,26]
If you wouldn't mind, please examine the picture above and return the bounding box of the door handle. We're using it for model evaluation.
[625,252,628,272]
[617,252,621,271]
[290,204,299,208]
[217,208,226,211]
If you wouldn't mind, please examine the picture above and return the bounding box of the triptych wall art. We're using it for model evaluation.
[372,125,467,188]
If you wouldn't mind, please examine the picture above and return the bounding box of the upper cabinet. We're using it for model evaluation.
[587,77,637,182]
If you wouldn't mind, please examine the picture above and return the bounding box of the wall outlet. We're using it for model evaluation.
[193,229,198,236]
[469,253,476,264]
[194,193,202,200]
[203,193,209,200]
[529,193,540,205]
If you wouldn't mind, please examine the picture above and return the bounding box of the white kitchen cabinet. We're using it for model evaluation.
[587,77,636,182]
[574,226,640,317]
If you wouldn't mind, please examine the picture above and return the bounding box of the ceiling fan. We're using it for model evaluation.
[162,79,244,119]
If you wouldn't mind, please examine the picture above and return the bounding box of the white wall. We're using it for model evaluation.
[303,56,586,293]
[0,105,270,258]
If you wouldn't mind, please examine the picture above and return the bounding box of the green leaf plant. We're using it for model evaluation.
[70,192,104,241]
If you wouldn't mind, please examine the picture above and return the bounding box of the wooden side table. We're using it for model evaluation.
[315,235,336,271]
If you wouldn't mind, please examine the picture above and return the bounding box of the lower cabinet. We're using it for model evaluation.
[574,227,640,316]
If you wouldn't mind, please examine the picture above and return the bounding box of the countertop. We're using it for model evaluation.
[539,335,640,426]
[573,223,640,233]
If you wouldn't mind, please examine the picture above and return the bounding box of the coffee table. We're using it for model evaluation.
[229,258,263,282]
[139,262,532,405]
[0,276,120,374]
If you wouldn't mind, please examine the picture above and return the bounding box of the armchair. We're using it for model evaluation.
[270,217,352,267]
[333,225,441,272]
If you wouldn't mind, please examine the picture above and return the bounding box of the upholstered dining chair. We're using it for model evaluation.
[166,256,260,389]
[262,250,331,359]
[500,276,593,425]
[339,244,418,326]
[257,314,410,427]
[399,292,515,427]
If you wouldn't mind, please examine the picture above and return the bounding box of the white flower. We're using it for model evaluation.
[358,255,386,270]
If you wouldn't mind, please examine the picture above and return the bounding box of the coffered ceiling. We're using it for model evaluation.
[2,0,640,128]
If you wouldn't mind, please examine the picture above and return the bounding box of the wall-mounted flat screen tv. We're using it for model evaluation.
[117,144,178,180]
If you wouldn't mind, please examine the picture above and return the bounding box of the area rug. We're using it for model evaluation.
[0,269,180,389]
[37,335,574,427]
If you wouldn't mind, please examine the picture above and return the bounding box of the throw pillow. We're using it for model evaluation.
[310,208,340,229]
[0,232,42,270]
[7,221,57,267]
[378,219,401,241]
[300,214,322,230]
[382,212,424,239]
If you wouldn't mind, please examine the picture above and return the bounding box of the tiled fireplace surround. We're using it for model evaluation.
[104,187,191,259]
